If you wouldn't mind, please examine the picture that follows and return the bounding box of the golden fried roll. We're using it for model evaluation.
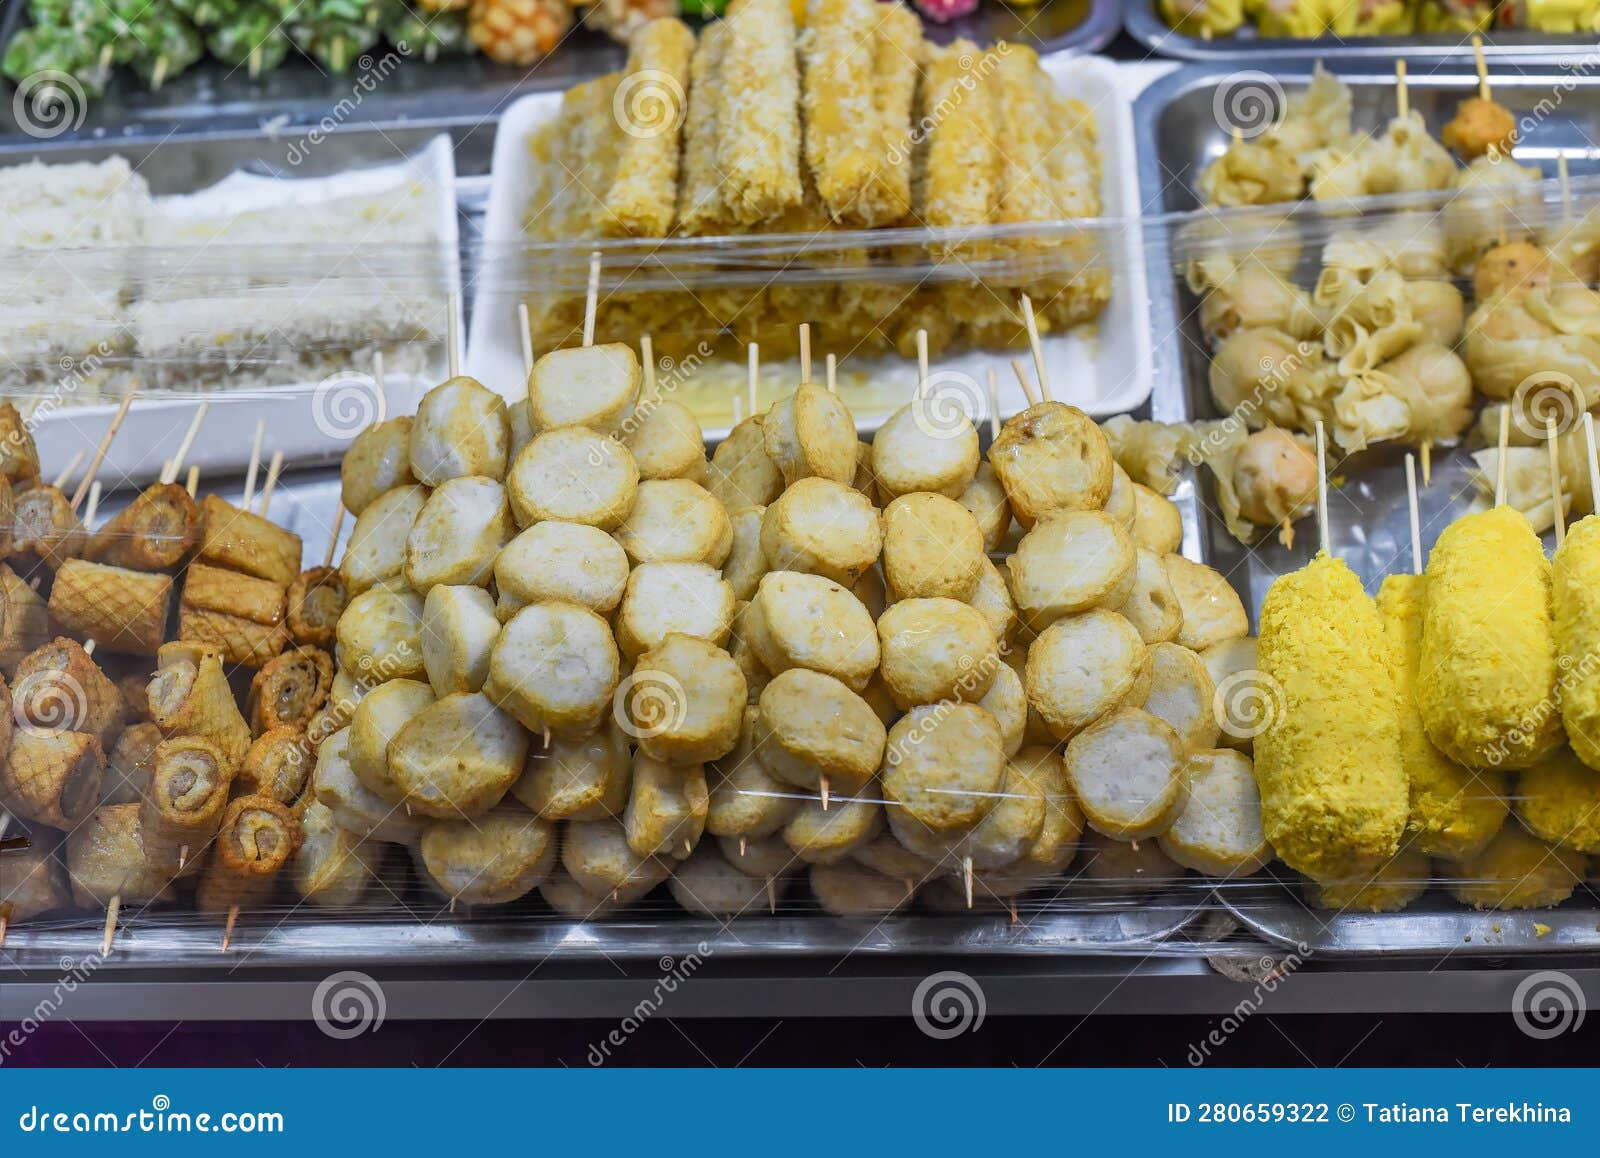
[1158,748,1272,877]
[1377,574,1508,859]
[675,20,730,234]
[287,567,346,649]
[989,403,1114,528]
[756,668,886,794]
[782,786,883,865]
[141,736,232,875]
[716,0,803,224]
[877,597,998,710]
[418,805,556,905]
[0,563,48,675]
[2,725,102,829]
[1025,609,1148,740]
[1257,552,1407,879]
[624,753,709,860]
[622,399,707,483]
[749,570,878,692]
[512,720,632,821]
[0,842,67,924]
[197,494,302,587]
[421,585,499,697]
[760,478,880,587]
[405,476,514,592]
[628,634,746,764]
[409,376,510,486]
[235,726,315,805]
[870,400,981,503]
[13,636,124,749]
[12,484,86,571]
[705,416,783,512]
[247,645,333,735]
[883,702,1004,837]
[1448,823,1584,910]
[670,842,774,916]
[615,562,735,660]
[390,692,530,819]
[293,799,383,908]
[763,382,857,487]
[335,586,425,684]
[66,803,171,907]
[1305,845,1430,914]
[1420,506,1563,770]
[614,478,732,567]
[1140,643,1221,753]
[563,817,670,899]
[312,727,423,845]
[348,678,436,798]
[103,721,162,806]
[48,559,171,657]
[507,426,639,531]
[801,0,902,226]
[707,706,800,838]
[0,401,40,483]
[1554,514,1600,769]
[1516,748,1600,854]
[196,794,302,912]
[485,601,620,737]
[809,861,909,916]
[145,642,251,774]
[914,39,995,251]
[84,483,199,572]
[495,521,629,618]
[881,492,984,602]
[341,416,416,516]
[342,484,428,597]
[528,343,640,434]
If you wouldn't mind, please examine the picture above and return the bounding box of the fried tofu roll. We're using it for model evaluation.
[141,736,235,876]
[2,726,104,829]
[1256,553,1407,879]
[84,482,200,572]
[417,804,556,905]
[235,726,315,805]
[914,40,996,257]
[0,401,41,484]
[66,803,171,908]
[676,23,731,235]
[179,562,289,668]
[197,495,302,587]
[293,799,384,908]
[13,637,125,749]
[12,484,86,572]
[287,567,346,649]
[1419,505,1563,770]
[1448,823,1584,910]
[195,794,302,913]
[103,721,162,806]
[0,563,49,674]
[1554,514,1600,769]
[1377,574,1508,859]
[604,18,695,238]
[48,560,171,657]
[248,646,333,734]
[716,0,803,225]
[146,641,252,772]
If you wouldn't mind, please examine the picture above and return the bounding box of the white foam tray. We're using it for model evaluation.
[467,54,1152,432]
[32,134,460,489]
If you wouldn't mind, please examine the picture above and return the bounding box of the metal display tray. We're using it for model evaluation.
[1136,61,1600,956]
[1124,0,1600,61]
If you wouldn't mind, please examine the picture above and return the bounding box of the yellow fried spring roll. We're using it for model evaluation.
[1,727,104,829]
[83,482,200,572]
[676,21,731,236]
[1554,513,1600,769]
[914,40,996,257]
[604,18,695,239]
[716,0,803,225]
[800,0,878,223]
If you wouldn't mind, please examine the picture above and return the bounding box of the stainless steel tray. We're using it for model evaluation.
[1125,0,1600,61]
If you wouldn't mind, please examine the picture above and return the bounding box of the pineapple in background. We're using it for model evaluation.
[208,1,293,76]
[381,0,470,61]
[287,0,381,71]
[467,0,570,65]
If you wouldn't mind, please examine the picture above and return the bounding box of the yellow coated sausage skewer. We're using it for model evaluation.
[1554,413,1600,771]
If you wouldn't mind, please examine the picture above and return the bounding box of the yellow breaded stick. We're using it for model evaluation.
[801,0,878,222]
[915,40,996,256]
[864,2,921,226]
[604,18,696,239]
[677,21,730,236]
[717,0,803,225]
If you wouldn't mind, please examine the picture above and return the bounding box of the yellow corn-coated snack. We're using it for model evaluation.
[1516,747,1600,854]
[1419,506,1563,771]
[1448,822,1584,910]
[1304,844,1430,914]
[1554,514,1600,769]
[1256,552,1407,879]
[1376,574,1507,859]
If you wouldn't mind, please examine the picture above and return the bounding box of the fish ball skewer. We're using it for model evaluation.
[495,522,630,619]
[512,721,632,821]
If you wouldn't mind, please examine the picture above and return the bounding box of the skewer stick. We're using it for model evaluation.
[0,811,10,840]
[71,387,136,511]
[915,329,930,401]
[1559,155,1572,222]
[84,481,101,532]
[518,302,535,379]
[747,343,760,418]
[986,368,1001,443]
[446,293,461,379]
[1585,413,1600,513]
[51,451,84,493]
[257,451,283,516]
[1472,35,1490,102]
[178,846,189,872]
[820,775,830,812]
[1010,359,1041,407]
[185,466,198,501]
[222,904,239,952]
[1549,416,1567,546]
[82,639,95,658]
[1019,294,1048,401]
[825,353,837,394]
[1396,60,1409,120]
[0,915,8,950]
[1314,420,1330,556]
[161,402,209,486]
[641,335,657,403]
[1496,405,1511,508]
[963,855,974,909]
[582,251,601,348]
[765,877,777,914]
[1232,126,1243,147]
[798,324,812,385]
[1421,440,1432,487]
[1009,899,1018,925]
[1406,454,1422,577]
[101,895,120,956]
[324,506,346,568]
[739,836,747,857]
[731,391,744,425]
[242,419,265,509]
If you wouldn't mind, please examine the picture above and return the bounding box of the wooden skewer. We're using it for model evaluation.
[222,904,239,952]
[185,465,198,501]
[1019,294,1049,401]
[1009,899,1019,925]
[1496,405,1511,508]
[324,506,346,568]
[986,368,1001,443]
[739,836,747,857]
[731,391,744,425]
[1232,126,1243,147]
[0,811,10,840]
[0,915,8,950]
[825,353,837,394]
[1011,359,1041,408]
[963,855,974,909]
[747,343,760,418]
[83,481,101,532]
[1472,35,1490,103]
[1421,440,1432,488]
[518,302,535,380]
[1396,60,1409,120]
[82,639,95,658]
[1585,413,1600,514]
[446,293,461,379]
[71,386,136,511]
[1559,155,1572,222]
[1315,420,1330,556]
[799,324,812,385]
[820,774,830,812]
[101,894,120,957]
[641,335,657,403]
[915,329,930,401]
[765,877,776,914]
[242,419,266,509]
[257,451,283,516]
[161,402,209,486]
[1549,416,1567,546]
[178,846,189,872]
[1406,453,1422,577]
[582,251,601,348]
[51,451,84,493]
